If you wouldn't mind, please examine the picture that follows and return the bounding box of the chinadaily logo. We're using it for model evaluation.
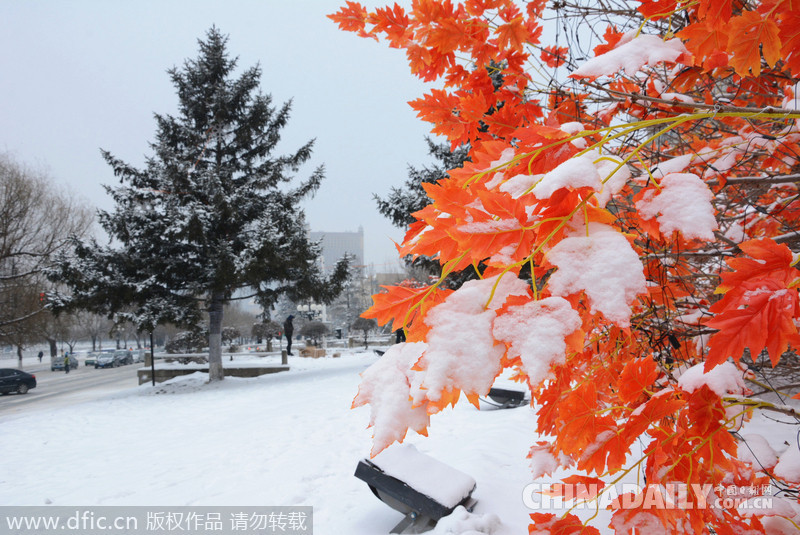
[523,482,773,511]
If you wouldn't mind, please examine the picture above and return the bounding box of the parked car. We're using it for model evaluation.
[85,352,99,367]
[132,349,147,363]
[0,368,36,394]
[114,350,133,365]
[51,354,78,371]
[95,353,118,368]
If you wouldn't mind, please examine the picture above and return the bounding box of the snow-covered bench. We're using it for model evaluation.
[354,444,477,533]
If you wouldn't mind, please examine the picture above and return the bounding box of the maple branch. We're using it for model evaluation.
[583,81,800,118]
[710,174,800,186]
[773,231,800,245]
[724,396,800,420]
[747,381,800,397]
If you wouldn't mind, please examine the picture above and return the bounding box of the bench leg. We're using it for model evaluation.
[390,512,437,534]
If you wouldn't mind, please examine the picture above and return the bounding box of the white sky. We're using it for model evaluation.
[0,0,434,268]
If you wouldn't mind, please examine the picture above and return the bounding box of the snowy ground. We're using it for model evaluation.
[0,350,537,534]
[1,350,796,534]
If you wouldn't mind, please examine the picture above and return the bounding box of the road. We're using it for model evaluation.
[0,361,141,416]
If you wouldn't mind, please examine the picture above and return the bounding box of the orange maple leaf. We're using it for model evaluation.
[717,238,799,293]
[778,11,800,77]
[362,284,451,332]
[540,45,569,68]
[617,358,659,404]
[559,475,606,498]
[593,25,623,56]
[727,10,782,76]
[367,4,413,47]
[636,0,681,20]
[705,277,800,369]
[451,189,535,265]
[678,20,730,71]
[409,89,463,141]
[494,16,536,52]
[328,1,369,33]
[528,512,602,535]
[695,0,733,25]
[420,17,467,53]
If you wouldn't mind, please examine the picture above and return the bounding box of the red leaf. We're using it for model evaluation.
[717,239,799,293]
[494,17,538,52]
[529,512,602,535]
[362,284,451,332]
[637,0,681,20]
[705,278,800,369]
[367,4,412,47]
[328,2,369,33]
[727,11,781,76]
[541,45,569,68]
[593,25,623,56]
[678,21,730,71]
[617,358,659,404]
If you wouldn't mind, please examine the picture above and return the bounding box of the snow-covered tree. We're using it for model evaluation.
[332,1,800,532]
[0,153,92,356]
[351,316,377,349]
[50,27,348,381]
[375,138,470,229]
[299,321,328,347]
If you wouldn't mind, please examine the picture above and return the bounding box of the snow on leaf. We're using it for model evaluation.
[594,155,631,208]
[531,151,603,199]
[635,172,718,241]
[452,189,535,266]
[412,275,530,408]
[738,433,779,471]
[773,445,800,485]
[570,34,689,80]
[545,223,647,327]
[677,361,746,397]
[492,295,582,386]
[353,342,432,456]
[528,441,572,480]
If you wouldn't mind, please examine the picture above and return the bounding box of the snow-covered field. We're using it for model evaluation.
[0,350,796,534]
[0,351,537,534]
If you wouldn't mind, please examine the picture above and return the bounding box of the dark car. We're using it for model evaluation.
[0,369,36,395]
[95,353,118,368]
[114,350,133,365]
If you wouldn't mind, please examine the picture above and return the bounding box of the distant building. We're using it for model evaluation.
[309,227,364,273]
[375,272,405,287]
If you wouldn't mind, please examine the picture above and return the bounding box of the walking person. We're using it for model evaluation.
[395,328,406,344]
[283,315,294,356]
[37,350,43,363]
[63,351,70,374]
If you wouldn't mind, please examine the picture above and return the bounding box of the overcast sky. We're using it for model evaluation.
[0,0,435,268]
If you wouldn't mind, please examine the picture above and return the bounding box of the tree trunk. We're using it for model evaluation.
[208,292,225,381]
[17,345,23,367]
[48,338,57,357]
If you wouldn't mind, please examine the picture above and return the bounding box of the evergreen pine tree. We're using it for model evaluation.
[50,27,348,381]
[374,139,471,287]
[374,138,469,228]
